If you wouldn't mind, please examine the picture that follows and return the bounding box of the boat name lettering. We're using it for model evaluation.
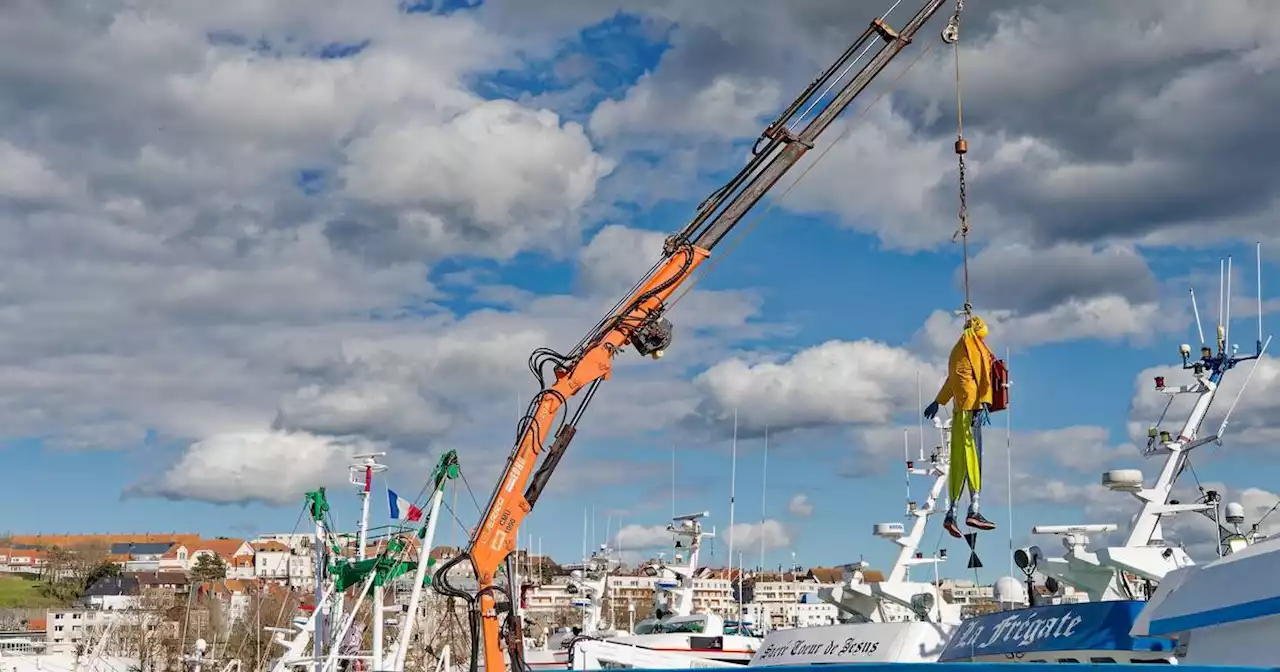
[755,636,880,660]
[951,609,1083,651]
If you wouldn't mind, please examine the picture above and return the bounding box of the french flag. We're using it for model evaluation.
[388,490,424,522]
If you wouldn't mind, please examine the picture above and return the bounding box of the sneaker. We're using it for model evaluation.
[943,513,962,538]
[966,511,997,530]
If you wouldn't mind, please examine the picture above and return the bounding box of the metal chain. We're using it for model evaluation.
[944,0,972,316]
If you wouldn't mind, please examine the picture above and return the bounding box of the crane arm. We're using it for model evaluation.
[435,3,950,671]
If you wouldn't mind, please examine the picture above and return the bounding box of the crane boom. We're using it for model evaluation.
[433,3,950,671]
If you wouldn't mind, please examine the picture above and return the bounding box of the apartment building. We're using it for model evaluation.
[45,608,122,647]
[744,577,840,628]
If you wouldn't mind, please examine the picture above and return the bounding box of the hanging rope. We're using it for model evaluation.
[943,0,972,317]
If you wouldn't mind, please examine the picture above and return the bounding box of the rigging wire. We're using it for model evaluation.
[457,467,484,515]
[229,500,310,667]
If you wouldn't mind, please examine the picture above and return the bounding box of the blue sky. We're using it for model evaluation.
[2,0,1279,583]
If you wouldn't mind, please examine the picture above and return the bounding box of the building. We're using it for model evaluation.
[45,608,121,648]
[126,570,192,605]
[159,538,255,578]
[108,542,176,572]
[9,533,201,549]
[0,548,47,574]
[742,576,840,629]
[251,541,292,580]
[251,533,315,551]
[79,576,140,610]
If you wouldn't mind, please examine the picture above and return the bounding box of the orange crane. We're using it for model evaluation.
[433,1,955,670]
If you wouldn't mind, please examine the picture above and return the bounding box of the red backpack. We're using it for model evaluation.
[989,358,1010,412]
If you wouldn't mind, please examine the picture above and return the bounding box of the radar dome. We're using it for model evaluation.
[1226,501,1245,525]
[994,576,1026,609]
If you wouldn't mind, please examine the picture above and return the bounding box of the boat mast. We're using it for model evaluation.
[727,408,738,593]
[304,488,330,669]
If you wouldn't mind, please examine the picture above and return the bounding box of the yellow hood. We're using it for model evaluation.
[934,314,995,411]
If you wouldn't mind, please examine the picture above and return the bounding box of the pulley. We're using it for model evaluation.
[941,20,959,44]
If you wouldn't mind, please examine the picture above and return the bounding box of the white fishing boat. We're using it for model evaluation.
[746,419,960,666]
[940,247,1272,665]
[1132,531,1280,667]
[269,450,461,672]
[522,543,626,669]
[568,512,762,669]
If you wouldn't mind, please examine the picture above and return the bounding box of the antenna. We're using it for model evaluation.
[1218,258,1227,355]
[1218,335,1272,440]
[1190,288,1207,346]
[903,429,912,516]
[1214,243,1271,442]
[728,408,738,576]
[1226,255,1233,351]
[916,369,925,459]
[1258,241,1265,355]
[760,425,768,573]
[1219,258,1225,330]
[1005,346,1014,578]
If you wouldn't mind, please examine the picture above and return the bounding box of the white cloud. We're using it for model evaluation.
[615,523,674,551]
[915,297,1165,355]
[0,2,640,504]
[340,99,616,260]
[576,224,667,295]
[614,519,791,560]
[726,520,791,553]
[131,431,376,505]
[590,73,783,142]
[0,139,74,201]
[787,494,813,517]
[693,339,944,433]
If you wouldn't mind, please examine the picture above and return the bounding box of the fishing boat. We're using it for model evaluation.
[1132,531,1279,667]
[746,419,961,666]
[568,512,762,669]
[268,451,461,672]
[522,543,626,669]
[940,248,1272,664]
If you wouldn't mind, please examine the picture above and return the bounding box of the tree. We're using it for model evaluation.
[530,558,563,585]
[36,541,114,602]
[222,586,301,671]
[190,554,228,582]
[82,560,123,591]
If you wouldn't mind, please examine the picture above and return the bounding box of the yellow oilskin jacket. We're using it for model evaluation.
[934,315,995,412]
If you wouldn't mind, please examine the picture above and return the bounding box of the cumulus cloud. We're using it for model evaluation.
[9,0,1280,519]
[727,520,792,553]
[788,494,814,517]
[693,339,944,434]
[0,1,638,504]
[337,100,616,262]
[590,72,783,142]
[576,224,668,295]
[130,431,377,506]
[614,519,791,560]
[911,243,1174,352]
[616,523,675,551]
[513,1,1280,249]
